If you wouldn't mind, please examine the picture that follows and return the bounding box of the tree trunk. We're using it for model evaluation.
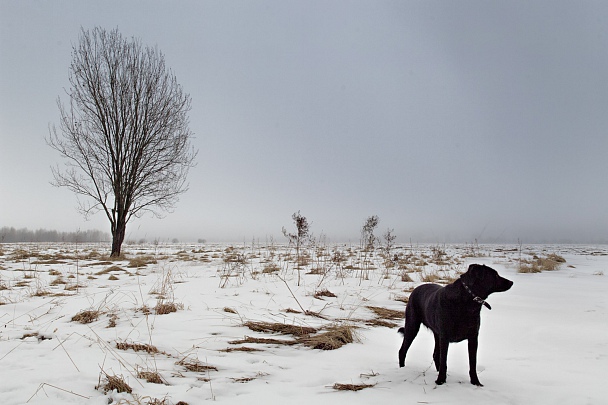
[110,220,126,257]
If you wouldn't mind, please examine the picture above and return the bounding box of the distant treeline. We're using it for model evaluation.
[0,227,109,243]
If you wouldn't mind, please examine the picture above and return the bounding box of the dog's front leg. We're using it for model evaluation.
[468,336,483,386]
[435,335,449,385]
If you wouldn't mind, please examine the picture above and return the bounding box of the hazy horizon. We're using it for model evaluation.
[1,1,607,245]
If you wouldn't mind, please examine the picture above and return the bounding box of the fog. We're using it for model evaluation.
[1,1,607,244]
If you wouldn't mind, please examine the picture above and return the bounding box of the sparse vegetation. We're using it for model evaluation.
[519,253,566,273]
[0,241,600,403]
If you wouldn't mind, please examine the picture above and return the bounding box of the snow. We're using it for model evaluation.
[1,243,607,404]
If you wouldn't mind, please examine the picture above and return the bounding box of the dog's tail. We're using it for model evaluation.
[397,327,405,336]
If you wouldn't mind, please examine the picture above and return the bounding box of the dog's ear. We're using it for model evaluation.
[468,264,485,280]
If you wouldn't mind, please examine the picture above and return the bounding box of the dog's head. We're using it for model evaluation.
[460,264,513,299]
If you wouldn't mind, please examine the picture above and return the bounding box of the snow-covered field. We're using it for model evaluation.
[1,242,606,404]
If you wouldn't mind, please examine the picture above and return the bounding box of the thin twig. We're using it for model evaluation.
[27,383,90,403]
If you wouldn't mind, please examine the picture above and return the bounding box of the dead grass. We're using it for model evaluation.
[96,373,132,394]
[228,336,298,346]
[366,306,404,320]
[71,309,100,324]
[50,276,66,285]
[262,263,280,273]
[177,357,218,372]
[332,383,375,391]
[244,321,317,336]
[220,346,263,353]
[400,271,414,282]
[155,301,183,315]
[393,295,409,304]
[231,377,256,383]
[128,255,158,268]
[96,265,125,275]
[314,289,337,299]
[420,271,441,283]
[137,370,166,385]
[519,253,566,273]
[366,319,398,328]
[116,341,160,354]
[298,325,357,350]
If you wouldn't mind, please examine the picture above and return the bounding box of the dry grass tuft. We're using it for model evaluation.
[393,295,409,304]
[220,346,263,352]
[228,336,298,346]
[262,263,280,273]
[519,253,566,273]
[155,301,183,315]
[314,289,337,299]
[137,370,166,385]
[96,265,124,275]
[366,319,398,328]
[366,306,404,320]
[71,309,100,324]
[244,321,317,336]
[332,383,375,391]
[116,341,160,354]
[421,271,441,283]
[128,255,158,268]
[231,377,255,383]
[400,271,414,282]
[299,325,357,350]
[50,276,66,286]
[96,373,132,394]
[177,357,218,372]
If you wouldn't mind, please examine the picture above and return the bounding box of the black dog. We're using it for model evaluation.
[398,264,513,386]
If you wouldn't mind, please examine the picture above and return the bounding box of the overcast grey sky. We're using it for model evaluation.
[1,0,607,244]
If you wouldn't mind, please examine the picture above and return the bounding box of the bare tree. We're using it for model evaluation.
[48,27,197,257]
[361,215,380,251]
[282,211,311,286]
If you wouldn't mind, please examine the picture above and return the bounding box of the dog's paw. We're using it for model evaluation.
[435,378,446,385]
[470,378,483,387]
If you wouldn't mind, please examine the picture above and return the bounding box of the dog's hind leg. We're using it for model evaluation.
[468,336,483,386]
[433,333,441,371]
[398,309,421,367]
